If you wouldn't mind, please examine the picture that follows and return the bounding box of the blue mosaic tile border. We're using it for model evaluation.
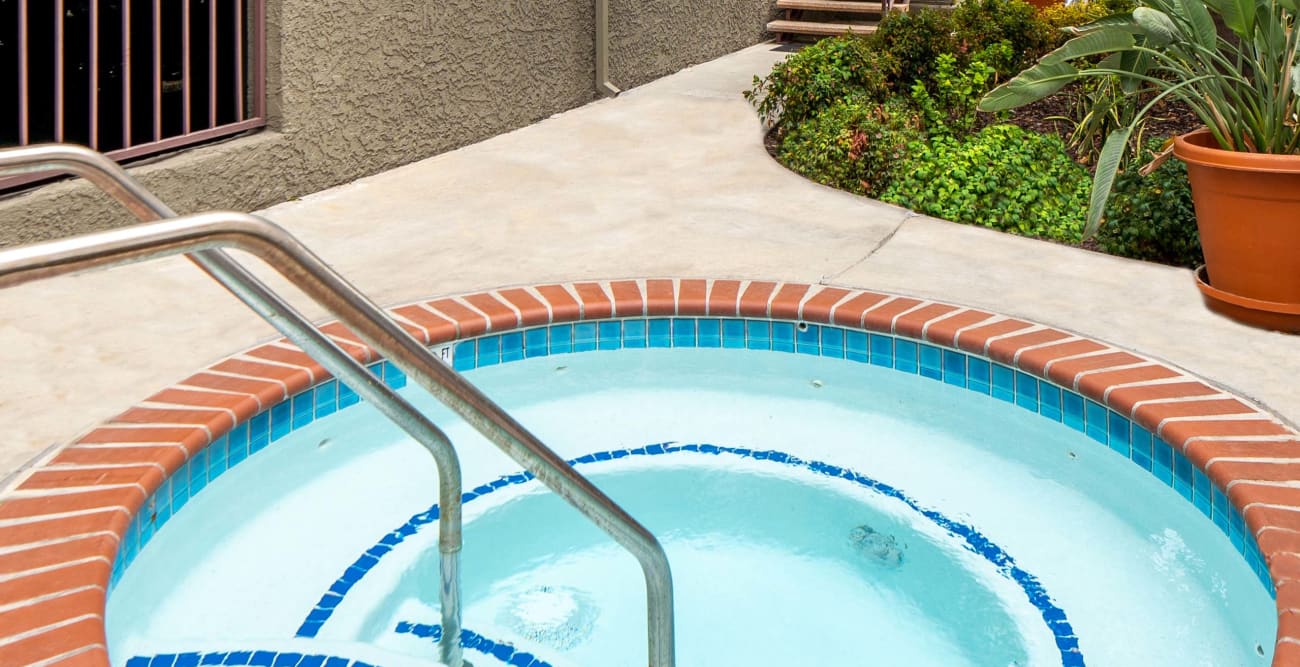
[108,360,409,591]
[123,624,545,667]
[449,319,1272,595]
[125,652,376,667]
[111,318,1273,601]
[394,623,555,667]
[301,443,1084,666]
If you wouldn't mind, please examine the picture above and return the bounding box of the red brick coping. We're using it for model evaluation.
[2,279,1298,665]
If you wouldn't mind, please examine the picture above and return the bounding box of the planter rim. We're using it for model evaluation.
[1195,266,1300,315]
[1174,129,1300,173]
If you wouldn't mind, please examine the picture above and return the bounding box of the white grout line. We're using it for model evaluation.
[978,324,1049,356]
[795,284,840,320]
[0,557,109,584]
[0,613,102,649]
[1012,335,1085,366]
[888,300,936,334]
[232,353,317,385]
[1129,393,1237,413]
[137,401,238,425]
[449,296,497,331]
[36,461,166,474]
[172,384,264,412]
[946,314,1013,351]
[0,506,131,528]
[553,283,585,319]
[28,643,107,667]
[521,285,558,323]
[489,289,525,323]
[919,307,980,341]
[0,532,119,557]
[1070,361,1157,392]
[199,369,290,399]
[762,281,785,318]
[1225,479,1300,491]
[855,295,898,329]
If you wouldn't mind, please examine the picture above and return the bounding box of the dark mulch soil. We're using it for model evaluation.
[998,81,1205,165]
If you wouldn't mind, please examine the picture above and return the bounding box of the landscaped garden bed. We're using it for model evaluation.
[746,0,1205,269]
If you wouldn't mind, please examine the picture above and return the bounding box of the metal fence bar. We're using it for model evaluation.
[122,0,131,147]
[209,0,217,128]
[151,0,161,141]
[18,0,29,145]
[90,0,99,149]
[234,0,243,121]
[4,0,268,192]
[182,0,191,134]
[54,0,64,142]
[251,0,264,119]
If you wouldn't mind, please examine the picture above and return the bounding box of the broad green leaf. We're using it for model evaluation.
[1205,0,1255,38]
[1177,0,1218,48]
[1069,12,1140,33]
[1085,128,1133,238]
[1096,53,1122,70]
[978,60,1079,111]
[1257,4,1287,52]
[1041,28,1137,64]
[1133,8,1179,46]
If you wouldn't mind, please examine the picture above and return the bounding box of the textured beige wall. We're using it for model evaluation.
[0,0,773,246]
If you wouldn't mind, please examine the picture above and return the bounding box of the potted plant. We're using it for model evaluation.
[978,0,1300,332]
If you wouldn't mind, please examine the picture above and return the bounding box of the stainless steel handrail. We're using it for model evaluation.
[0,145,468,666]
[0,147,676,666]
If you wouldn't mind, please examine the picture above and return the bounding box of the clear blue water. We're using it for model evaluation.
[366,461,1059,666]
[106,349,1277,666]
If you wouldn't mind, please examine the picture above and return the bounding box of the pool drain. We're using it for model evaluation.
[500,585,598,650]
[849,524,905,568]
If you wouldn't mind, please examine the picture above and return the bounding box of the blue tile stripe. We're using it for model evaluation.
[115,319,1273,606]
[394,623,555,667]
[124,625,549,667]
[299,443,1085,667]
[125,651,373,667]
[109,360,408,591]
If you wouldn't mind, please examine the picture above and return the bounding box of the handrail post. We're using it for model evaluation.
[0,145,675,666]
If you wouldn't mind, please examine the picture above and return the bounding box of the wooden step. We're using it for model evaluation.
[766,19,881,36]
[775,0,895,13]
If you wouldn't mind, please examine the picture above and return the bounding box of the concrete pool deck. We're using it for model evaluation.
[1,41,1297,483]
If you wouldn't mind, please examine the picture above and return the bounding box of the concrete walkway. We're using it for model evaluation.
[1,43,1296,480]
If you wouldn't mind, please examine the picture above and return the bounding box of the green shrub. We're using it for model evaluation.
[870,10,957,87]
[778,98,924,197]
[1096,0,1137,15]
[910,50,1002,137]
[952,0,1054,76]
[1097,142,1202,268]
[881,124,1089,242]
[744,36,893,132]
[1037,0,1115,46]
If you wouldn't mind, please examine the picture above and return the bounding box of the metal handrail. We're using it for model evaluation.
[0,147,676,667]
[0,145,468,666]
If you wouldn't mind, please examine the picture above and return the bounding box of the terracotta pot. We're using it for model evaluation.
[1173,129,1300,333]
[1025,0,1062,8]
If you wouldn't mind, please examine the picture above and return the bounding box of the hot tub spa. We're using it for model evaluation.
[6,281,1295,667]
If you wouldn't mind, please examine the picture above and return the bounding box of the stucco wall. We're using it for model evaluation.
[0,0,773,247]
